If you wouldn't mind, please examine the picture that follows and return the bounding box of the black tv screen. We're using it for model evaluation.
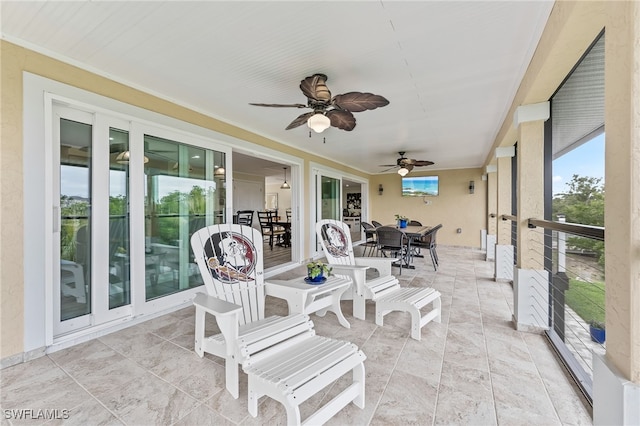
[402,175,439,196]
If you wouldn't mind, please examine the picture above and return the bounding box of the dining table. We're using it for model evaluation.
[384,224,435,269]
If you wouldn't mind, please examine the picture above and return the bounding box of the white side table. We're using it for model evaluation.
[265,275,352,328]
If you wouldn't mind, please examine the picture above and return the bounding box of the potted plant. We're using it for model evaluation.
[589,320,606,344]
[395,214,409,228]
[306,261,332,283]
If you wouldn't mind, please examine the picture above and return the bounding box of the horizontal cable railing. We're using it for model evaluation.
[518,218,605,402]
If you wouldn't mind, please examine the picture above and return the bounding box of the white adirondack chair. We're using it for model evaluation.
[316,219,442,341]
[191,224,366,425]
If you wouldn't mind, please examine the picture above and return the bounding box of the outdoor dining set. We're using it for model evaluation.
[189,219,442,425]
[361,220,443,274]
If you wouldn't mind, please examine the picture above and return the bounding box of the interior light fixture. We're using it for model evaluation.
[116,151,149,164]
[280,167,291,189]
[214,166,225,176]
[307,113,331,133]
[397,167,409,177]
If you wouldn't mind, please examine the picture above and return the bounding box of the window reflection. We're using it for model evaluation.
[109,128,130,309]
[59,118,92,321]
[144,135,225,300]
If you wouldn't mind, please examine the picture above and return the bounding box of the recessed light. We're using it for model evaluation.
[192,155,200,159]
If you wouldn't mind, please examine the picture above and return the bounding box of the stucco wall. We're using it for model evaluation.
[369,168,486,248]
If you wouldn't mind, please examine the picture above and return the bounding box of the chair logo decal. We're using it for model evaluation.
[320,223,349,258]
[204,231,257,283]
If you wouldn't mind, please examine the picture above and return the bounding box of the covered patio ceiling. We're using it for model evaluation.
[2,1,554,175]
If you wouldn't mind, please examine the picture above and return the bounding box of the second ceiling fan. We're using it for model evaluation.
[250,73,389,132]
[379,152,435,176]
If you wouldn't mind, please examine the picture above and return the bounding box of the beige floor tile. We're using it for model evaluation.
[97,372,199,425]
[371,369,437,425]
[1,246,594,426]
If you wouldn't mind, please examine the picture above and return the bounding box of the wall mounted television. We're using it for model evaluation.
[401,175,439,197]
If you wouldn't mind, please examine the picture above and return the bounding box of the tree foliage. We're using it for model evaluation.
[553,174,605,265]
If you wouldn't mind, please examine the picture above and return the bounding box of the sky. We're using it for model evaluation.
[552,133,605,195]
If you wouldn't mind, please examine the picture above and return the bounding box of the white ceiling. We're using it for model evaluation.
[1,1,554,176]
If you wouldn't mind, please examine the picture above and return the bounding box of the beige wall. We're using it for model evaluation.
[369,168,486,248]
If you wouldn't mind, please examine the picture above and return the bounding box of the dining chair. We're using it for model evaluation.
[236,210,254,227]
[412,223,443,271]
[408,220,422,226]
[257,211,285,249]
[371,220,383,227]
[375,226,411,275]
[360,221,378,256]
[190,224,366,423]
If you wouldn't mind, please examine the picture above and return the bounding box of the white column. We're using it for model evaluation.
[594,2,640,423]
[513,101,549,331]
[485,165,497,261]
[495,146,515,281]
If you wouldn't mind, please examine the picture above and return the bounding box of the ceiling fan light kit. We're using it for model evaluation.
[307,113,331,133]
[397,167,409,176]
[116,150,149,164]
[250,73,389,133]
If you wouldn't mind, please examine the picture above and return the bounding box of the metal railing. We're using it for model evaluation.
[514,217,605,403]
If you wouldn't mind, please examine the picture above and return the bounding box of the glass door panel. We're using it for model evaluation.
[144,135,223,300]
[321,175,341,220]
[314,173,341,253]
[59,118,92,322]
[108,128,131,309]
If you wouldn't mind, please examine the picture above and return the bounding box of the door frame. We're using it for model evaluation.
[308,162,369,258]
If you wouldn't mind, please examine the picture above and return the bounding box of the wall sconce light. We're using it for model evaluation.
[469,180,475,194]
[378,184,383,195]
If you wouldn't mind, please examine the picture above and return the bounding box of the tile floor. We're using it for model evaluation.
[1,246,593,425]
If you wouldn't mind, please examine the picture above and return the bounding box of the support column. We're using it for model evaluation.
[594,2,640,424]
[495,146,515,281]
[485,165,497,261]
[512,102,549,332]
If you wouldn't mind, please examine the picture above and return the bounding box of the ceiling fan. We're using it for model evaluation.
[249,73,389,132]
[379,152,435,176]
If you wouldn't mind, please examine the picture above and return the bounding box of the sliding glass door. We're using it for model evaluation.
[52,104,230,337]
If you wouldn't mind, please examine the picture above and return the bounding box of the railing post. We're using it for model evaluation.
[551,215,569,341]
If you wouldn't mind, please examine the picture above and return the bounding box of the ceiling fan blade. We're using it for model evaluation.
[249,102,307,108]
[299,74,331,102]
[326,110,356,131]
[378,166,399,173]
[332,92,390,112]
[285,111,315,130]
[413,160,435,166]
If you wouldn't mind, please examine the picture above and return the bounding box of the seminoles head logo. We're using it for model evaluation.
[320,223,349,258]
[203,231,257,284]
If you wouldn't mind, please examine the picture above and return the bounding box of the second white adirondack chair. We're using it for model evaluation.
[316,219,442,341]
[191,224,366,425]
